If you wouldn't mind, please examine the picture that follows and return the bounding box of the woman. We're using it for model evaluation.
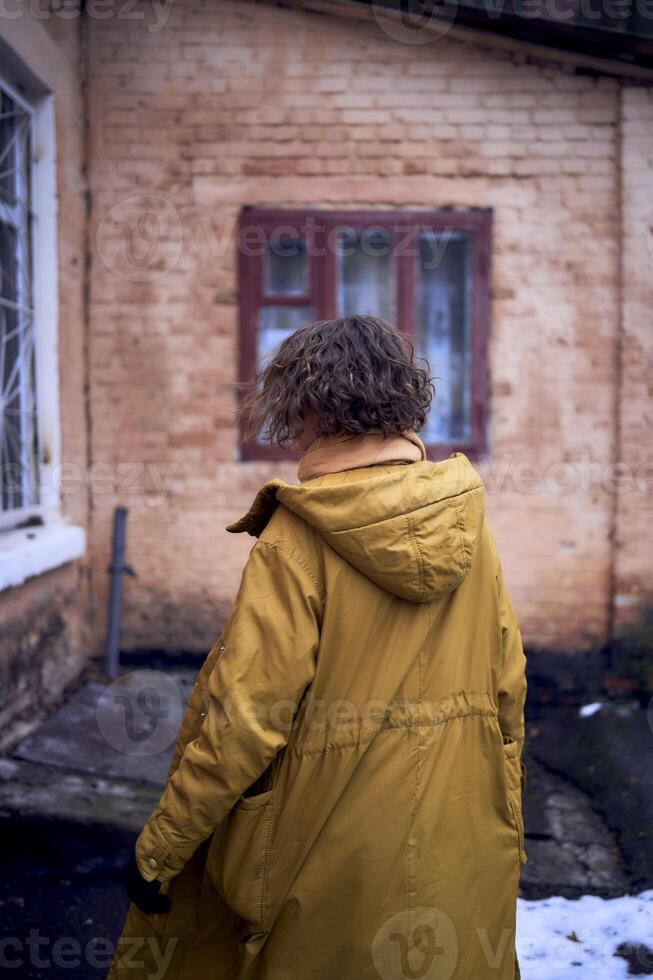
[109,315,527,980]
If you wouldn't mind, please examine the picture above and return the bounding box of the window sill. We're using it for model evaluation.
[0,522,86,593]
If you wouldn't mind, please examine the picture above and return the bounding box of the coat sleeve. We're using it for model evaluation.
[496,561,528,790]
[135,536,322,883]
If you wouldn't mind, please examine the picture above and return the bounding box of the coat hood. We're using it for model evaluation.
[227,453,485,603]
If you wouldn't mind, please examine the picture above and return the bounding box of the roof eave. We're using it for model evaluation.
[276,0,653,81]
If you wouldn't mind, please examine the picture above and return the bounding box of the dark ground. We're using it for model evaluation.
[0,817,132,978]
[526,702,653,893]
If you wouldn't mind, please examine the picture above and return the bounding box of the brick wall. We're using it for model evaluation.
[85,0,641,655]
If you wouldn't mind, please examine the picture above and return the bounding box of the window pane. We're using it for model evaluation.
[0,221,17,304]
[258,305,314,367]
[0,91,30,208]
[0,224,19,510]
[336,228,394,321]
[264,236,308,296]
[417,231,472,443]
[255,305,314,445]
[0,92,17,204]
[0,87,37,518]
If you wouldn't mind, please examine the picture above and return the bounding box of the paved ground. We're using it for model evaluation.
[520,760,628,899]
[0,815,131,979]
[0,667,651,978]
[526,701,653,895]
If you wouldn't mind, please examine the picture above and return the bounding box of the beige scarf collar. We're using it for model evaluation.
[297,429,427,483]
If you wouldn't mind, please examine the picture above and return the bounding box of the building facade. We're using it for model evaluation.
[1,0,652,739]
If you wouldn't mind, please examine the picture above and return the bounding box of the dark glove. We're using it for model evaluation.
[125,852,172,915]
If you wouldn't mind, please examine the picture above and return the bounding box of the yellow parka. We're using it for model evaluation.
[109,452,527,980]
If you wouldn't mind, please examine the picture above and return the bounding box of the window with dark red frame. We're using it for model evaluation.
[239,208,491,461]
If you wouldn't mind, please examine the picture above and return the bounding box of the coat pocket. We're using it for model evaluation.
[502,736,527,866]
[206,788,276,933]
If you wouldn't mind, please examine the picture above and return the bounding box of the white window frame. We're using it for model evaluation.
[0,54,84,590]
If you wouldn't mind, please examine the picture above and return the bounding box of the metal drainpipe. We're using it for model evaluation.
[105,506,136,678]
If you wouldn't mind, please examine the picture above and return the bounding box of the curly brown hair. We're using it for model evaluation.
[239,315,434,447]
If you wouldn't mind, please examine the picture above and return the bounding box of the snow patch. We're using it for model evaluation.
[517,890,653,978]
[579,702,603,718]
